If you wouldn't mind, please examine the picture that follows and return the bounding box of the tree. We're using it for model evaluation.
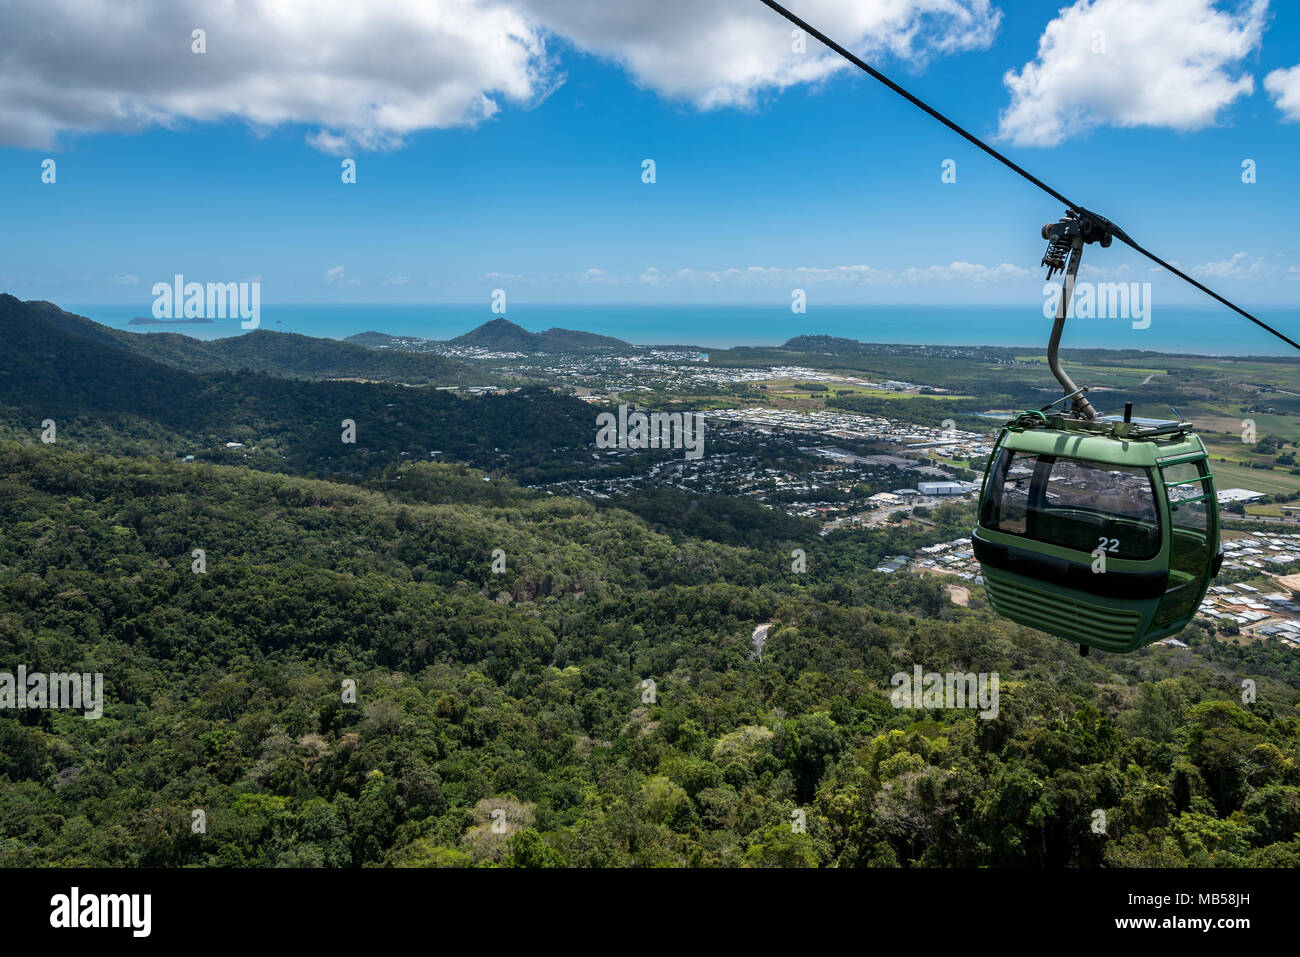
[504,829,565,868]
[743,823,820,867]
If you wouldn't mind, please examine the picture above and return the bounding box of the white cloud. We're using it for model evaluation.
[897,261,1029,283]
[0,0,552,151]
[578,267,635,285]
[109,274,140,285]
[0,0,1000,151]
[324,265,360,286]
[380,275,410,286]
[997,0,1266,146]
[520,0,1001,110]
[306,131,354,156]
[1265,64,1300,121]
[612,261,1028,286]
[1191,252,1272,279]
[678,264,891,283]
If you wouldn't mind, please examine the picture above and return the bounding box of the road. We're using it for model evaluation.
[1230,514,1300,528]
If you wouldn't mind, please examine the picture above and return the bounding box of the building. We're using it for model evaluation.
[1218,488,1266,504]
[918,480,977,496]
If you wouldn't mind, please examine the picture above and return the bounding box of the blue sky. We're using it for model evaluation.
[2,0,1299,322]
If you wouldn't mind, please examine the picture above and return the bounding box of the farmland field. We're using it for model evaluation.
[1208,459,1300,496]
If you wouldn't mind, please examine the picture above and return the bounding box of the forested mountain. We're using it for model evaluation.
[0,295,592,480]
[1,442,1296,867]
[445,318,629,353]
[3,293,1299,869]
[781,335,865,352]
[1,295,204,421]
[530,326,630,352]
[10,297,487,386]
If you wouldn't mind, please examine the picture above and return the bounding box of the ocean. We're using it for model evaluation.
[61,302,1300,358]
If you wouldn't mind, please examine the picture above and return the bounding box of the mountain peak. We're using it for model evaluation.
[449,318,540,351]
[449,318,629,353]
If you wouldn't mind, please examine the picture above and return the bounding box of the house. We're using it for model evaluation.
[918,480,977,496]
[1217,488,1265,504]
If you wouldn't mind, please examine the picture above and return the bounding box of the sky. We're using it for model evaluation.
[1,0,1299,323]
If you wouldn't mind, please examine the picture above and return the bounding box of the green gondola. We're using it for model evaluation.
[973,411,1222,654]
[748,3,1294,655]
[970,211,1223,654]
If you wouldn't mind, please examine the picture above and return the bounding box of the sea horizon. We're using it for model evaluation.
[56,301,1300,359]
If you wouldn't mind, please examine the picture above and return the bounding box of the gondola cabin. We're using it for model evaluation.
[973,413,1222,654]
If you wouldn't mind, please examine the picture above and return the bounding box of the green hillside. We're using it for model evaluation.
[2,441,1298,867]
[4,294,1300,870]
[13,297,487,386]
[0,294,596,480]
[446,318,629,353]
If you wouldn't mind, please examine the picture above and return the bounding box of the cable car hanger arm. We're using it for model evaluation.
[757,0,1300,354]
